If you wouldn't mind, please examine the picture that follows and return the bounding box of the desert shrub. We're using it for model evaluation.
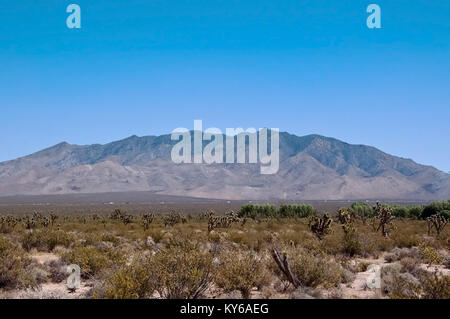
[150,245,213,299]
[400,257,421,274]
[384,247,421,263]
[46,230,73,250]
[419,244,443,265]
[341,225,362,257]
[388,269,450,299]
[102,258,155,299]
[144,229,164,244]
[47,259,68,283]
[421,200,450,219]
[0,236,37,290]
[214,249,269,298]
[278,204,315,218]
[238,204,277,219]
[61,246,113,279]
[101,233,120,245]
[82,233,102,246]
[274,246,343,288]
[390,228,420,248]
[21,230,73,252]
[350,202,375,218]
[420,272,450,299]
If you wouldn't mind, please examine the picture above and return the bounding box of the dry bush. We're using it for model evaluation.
[214,249,270,298]
[47,259,68,283]
[61,246,115,279]
[400,257,421,274]
[0,236,37,290]
[101,244,213,299]
[102,257,155,299]
[144,228,164,244]
[341,225,361,257]
[150,245,213,299]
[384,247,421,263]
[20,230,73,252]
[388,268,450,299]
[272,246,344,289]
[419,243,443,265]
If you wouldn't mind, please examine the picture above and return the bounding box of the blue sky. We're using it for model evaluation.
[0,0,449,172]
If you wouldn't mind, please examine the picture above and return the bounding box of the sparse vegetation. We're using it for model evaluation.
[0,201,449,299]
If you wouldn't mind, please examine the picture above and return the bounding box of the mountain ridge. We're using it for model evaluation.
[0,132,448,200]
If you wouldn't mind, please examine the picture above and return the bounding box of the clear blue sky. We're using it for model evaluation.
[0,1,449,172]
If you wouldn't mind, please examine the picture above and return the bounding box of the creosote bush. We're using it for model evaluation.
[102,257,155,299]
[61,246,115,279]
[0,236,37,290]
[151,245,213,299]
[273,246,344,288]
[214,249,269,298]
[21,230,73,252]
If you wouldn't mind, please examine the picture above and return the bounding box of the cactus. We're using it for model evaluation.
[374,202,395,237]
[337,208,355,224]
[163,212,186,227]
[427,213,448,237]
[0,216,19,232]
[207,211,240,232]
[23,216,36,230]
[141,213,155,230]
[308,213,332,240]
[110,209,132,225]
[41,217,50,228]
[49,212,58,226]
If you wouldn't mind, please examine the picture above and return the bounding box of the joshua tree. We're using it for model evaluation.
[374,202,395,237]
[427,213,448,237]
[308,213,332,240]
[142,213,155,230]
[49,212,58,226]
[271,247,301,288]
[337,208,355,224]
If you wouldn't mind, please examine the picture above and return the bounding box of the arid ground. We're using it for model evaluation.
[0,196,448,299]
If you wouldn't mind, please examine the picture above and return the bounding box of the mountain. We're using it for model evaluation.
[0,132,449,200]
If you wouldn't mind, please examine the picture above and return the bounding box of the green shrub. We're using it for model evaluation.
[238,204,277,219]
[387,205,424,219]
[279,204,315,218]
[391,205,409,218]
[408,206,424,219]
[350,202,375,218]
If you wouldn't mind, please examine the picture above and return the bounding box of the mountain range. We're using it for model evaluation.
[0,132,449,200]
